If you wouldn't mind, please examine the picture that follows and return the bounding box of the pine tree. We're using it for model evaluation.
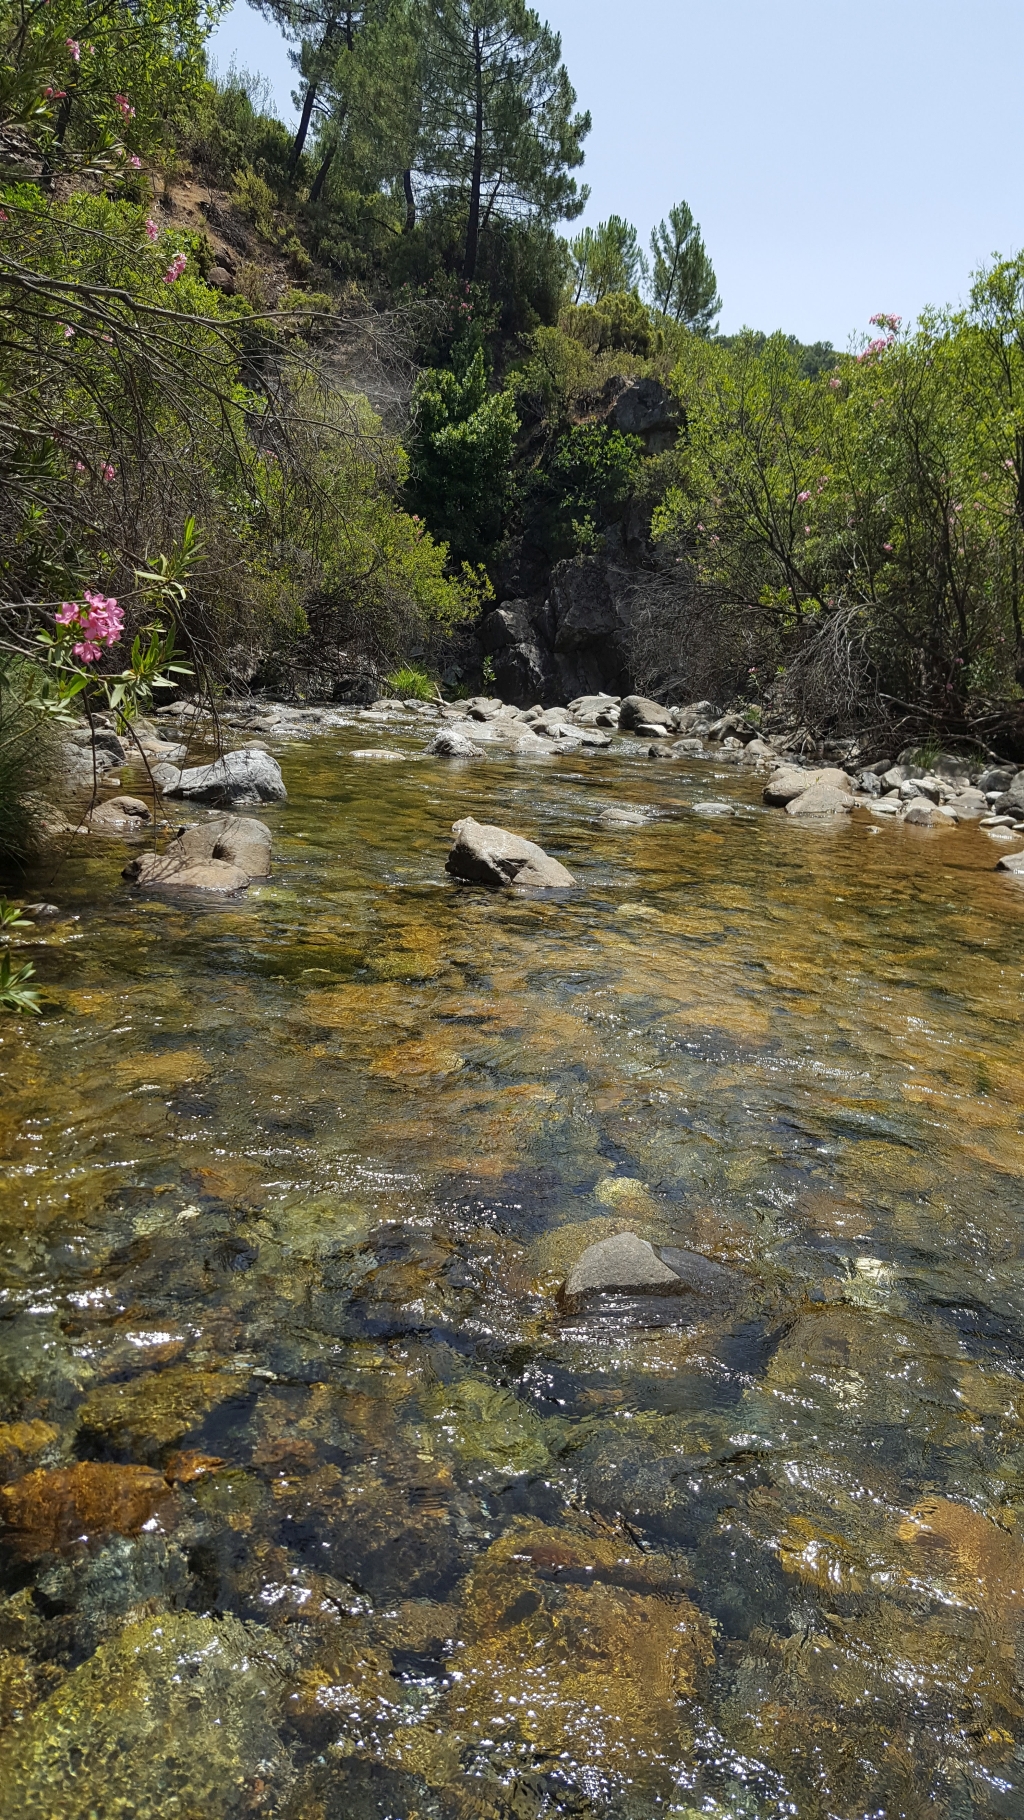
[568,215,647,303]
[649,201,721,334]
[418,0,589,282]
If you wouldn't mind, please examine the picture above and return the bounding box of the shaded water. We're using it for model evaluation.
[2,724,1024,1818]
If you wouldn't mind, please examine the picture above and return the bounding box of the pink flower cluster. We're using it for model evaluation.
[55,591,123,663]
[144,217,160,243]
[65,37,80,60]
[115,92,135,119]
[858,336,895,363]
[869,313,902,334]
[162,250,187,284]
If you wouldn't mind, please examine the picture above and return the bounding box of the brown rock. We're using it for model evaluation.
[163,1450,224,1485]
[123,855,250,893]
[785,783,855,817]
[0,1463,172,1555]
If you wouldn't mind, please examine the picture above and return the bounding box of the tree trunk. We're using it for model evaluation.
[309,141,337,203]
[462,25,483,283]
[289,79,321,175]
[403,168,416,233]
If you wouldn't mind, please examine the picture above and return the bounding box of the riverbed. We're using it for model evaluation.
[1,724,1023,1818]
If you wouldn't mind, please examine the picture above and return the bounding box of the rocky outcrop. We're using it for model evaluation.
[446,817,576,888]
[602,376,683,454]
[478,554,639,707]
[164,748,286,806]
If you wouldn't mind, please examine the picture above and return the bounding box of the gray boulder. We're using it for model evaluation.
[165,748,286,806]
[88,794,152,830]
[427,727,483,758]
[765,766,852,806]
[618,695,673,731]
[978,766,1018,794]
[123,813,271,890]
[786,783,855,817]
[560,1230,738,1311]
[996,849,1024,873]
[603,376,683,452]
[446,816,576,888]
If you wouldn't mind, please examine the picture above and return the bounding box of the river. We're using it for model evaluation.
[1,721,1022,1818]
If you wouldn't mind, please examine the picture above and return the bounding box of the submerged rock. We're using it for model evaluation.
[446,817,576,888]
[598,805,650,827]
[397,1519,712,1797]
[0,1612,289,1820]
[426,726,483,758]
[349,748,407,761]
[165,748,286,806]
[0,1463,172,1556]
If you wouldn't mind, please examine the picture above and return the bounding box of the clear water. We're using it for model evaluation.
[1,724,1023,1818]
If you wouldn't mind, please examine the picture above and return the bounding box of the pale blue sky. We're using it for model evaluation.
[208,0,1024,346]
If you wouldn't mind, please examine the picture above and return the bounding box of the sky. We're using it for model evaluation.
[208,0,1024,347]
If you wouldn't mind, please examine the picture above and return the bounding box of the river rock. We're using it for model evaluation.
[978,766,1018,794]
[0,1462,172,1556]
[996,849,1024,873]
[786,783,855,817]
[349,748,406,761]
[618,695,673,731]
[88,795,152,830]
[560,1231,737,1312]
[165,748,286,806]
[902,800,939,825]
[149,763,183,791]
[123,856,250,893]
[581,728,612,747]
[764,766,853,806]
[599,806,650,826]
[177,814,272,876]
[949,788,987,818]
[562,1232,681,1304]
[446,817,576,888]
[427,728,483,758]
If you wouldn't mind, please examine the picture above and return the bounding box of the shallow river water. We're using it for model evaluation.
[2,723,1024,1819]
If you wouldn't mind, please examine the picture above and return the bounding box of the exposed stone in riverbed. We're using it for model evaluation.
[446,816,576,888]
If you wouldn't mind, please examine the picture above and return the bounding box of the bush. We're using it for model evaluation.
[386,663,436,700]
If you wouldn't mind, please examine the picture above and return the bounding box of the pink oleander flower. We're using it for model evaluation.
[869,312,902,333]
[64,324,75,338]
[144,217,159,242]
[100,461,115,480]
[56,600,80,625]
[44,86,67,100]
[797,490,811,503]
[803,524,812,535]
[114,93,135,119]
[883,542,893,552]
[74,460,86,472]
[162,250,187,284]
[65,37,80,59]
[72,638,102,662]
[128,154,141,169]
[829,375,842,389]
[83,589,123,644]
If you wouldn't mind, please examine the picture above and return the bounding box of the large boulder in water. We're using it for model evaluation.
[764,765,852,806]
[164,748,285,807]
[618,694,673,731]
[427,727,484,758]
[446,817,575,888]
[123,813,271,893]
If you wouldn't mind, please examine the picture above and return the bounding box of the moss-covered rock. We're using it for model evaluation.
[77,1365,242,1456]
[0,1612,291,1819]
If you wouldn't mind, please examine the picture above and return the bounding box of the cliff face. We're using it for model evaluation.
[475,375,682,705]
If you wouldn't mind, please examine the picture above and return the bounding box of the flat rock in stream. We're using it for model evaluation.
[599,806,651,827]
[446,817,575,888]
[996,849,1024,873]
[350,747,407,761]
[165,748,286,806]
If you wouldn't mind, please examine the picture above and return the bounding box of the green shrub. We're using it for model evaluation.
[386,664,436,700]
